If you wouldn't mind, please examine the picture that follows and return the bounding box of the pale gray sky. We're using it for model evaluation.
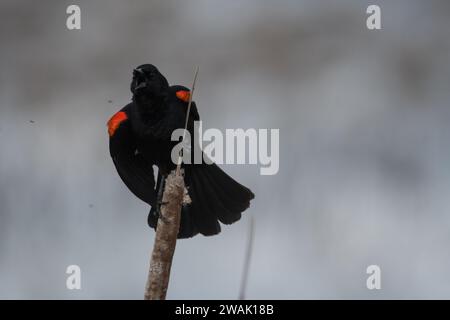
[1,0,450,299]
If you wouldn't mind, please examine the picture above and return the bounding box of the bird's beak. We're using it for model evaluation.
[133,68,148,91]
[135,81,147,91]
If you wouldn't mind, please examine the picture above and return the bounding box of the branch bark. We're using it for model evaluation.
[144,170,184,300]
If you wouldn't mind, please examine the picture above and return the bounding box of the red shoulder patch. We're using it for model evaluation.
[176,90,190,103]
[107,111,128,137]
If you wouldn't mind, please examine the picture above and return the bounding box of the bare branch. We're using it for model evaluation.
[144,171,184,300]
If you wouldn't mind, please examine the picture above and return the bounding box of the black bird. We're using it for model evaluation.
[108,64,254,238]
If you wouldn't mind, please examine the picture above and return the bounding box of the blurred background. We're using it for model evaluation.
[1,0,450,299]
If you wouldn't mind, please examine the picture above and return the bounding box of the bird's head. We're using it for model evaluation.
[130,64,169,103]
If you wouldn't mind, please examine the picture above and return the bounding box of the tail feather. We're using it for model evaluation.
[201,163,254,214]
[197,165,245,224]
[187,168,222,236]
[187,164,240,225]
[148,163,254,239]
[178,205,199,238]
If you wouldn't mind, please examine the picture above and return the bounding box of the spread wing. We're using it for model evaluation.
[108,107,157,207]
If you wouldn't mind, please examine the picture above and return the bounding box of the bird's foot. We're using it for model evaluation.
[154,200,169,223]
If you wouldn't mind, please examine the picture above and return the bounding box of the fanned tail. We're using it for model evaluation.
[148,163,254,239]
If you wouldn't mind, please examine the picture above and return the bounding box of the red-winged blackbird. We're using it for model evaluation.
[108,64,254,238]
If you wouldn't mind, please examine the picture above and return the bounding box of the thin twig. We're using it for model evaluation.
[176,66,199,176]
[239,215,255,300]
